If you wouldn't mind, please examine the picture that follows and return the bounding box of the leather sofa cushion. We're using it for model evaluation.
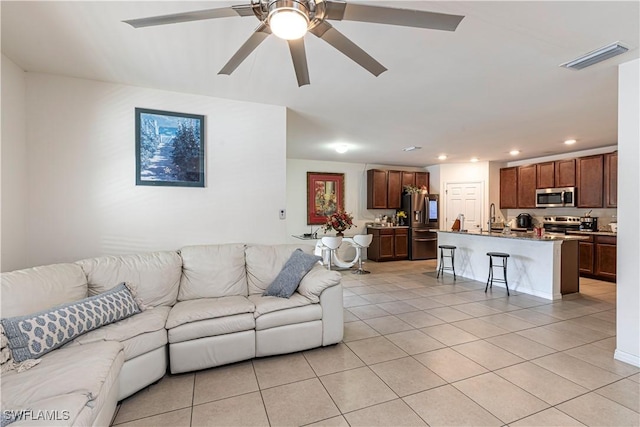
[1,263,88,318]
[248,293,313,317]
[168,314,255,344]
[1,340,124,411]
[77,251,182,308]
[166,296,254,329]
[297,265,342,303]
[66,306,170,360]
[10,393,96,427]
[119,329,167,360]
[245,244,315,295]
[179,244,248,300]
[255,304,322,330]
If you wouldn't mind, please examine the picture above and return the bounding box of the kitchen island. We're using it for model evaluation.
[437,231,587,300]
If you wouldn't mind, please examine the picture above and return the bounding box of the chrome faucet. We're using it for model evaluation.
[488,203,496,232]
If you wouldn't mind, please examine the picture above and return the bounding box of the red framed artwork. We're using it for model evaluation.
[307,172,345,225]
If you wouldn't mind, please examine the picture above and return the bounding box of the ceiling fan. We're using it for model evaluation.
[124,0,464,87]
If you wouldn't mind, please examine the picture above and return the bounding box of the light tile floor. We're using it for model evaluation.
[112,260,639,427]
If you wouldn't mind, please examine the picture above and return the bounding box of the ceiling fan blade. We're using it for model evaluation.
[123,4,254,28]
[218,23,271,75]
[325,1,464,32]
[310,21,386,76]
[287,39,310,87]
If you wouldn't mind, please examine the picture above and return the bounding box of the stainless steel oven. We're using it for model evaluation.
[542,216,581,234]
[536,187,576,208]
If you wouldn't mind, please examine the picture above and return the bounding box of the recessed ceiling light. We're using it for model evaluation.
[403,146,422,152]
[510,150,520,156]
[564,139,577,145]
[335,144,348,153]
[438,155,447,160]
[470,157,479,163]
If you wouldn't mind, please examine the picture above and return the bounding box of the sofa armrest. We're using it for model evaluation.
[319,283,344,346]
[296,265,341,303]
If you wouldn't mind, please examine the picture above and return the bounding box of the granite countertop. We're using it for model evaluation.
[367,225,410,229]
[566,230,618,237]
[438,230,588,241]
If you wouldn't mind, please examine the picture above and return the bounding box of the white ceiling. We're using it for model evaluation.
[2,1,639,167]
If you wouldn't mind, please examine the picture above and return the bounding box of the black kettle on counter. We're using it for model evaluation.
[516,213,533,229]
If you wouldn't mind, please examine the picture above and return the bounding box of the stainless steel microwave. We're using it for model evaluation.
[536,187,576,208]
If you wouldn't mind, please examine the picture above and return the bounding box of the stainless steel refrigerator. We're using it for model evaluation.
[402,193,439,260]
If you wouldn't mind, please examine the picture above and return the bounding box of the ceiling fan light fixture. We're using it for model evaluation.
[268,3,309,40]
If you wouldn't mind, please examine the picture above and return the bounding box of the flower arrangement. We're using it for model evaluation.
[324,210,355,233]
[396,211,407,219]
[403,184,428,194]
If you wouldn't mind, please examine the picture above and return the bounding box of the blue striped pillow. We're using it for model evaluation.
[1,283,141,362]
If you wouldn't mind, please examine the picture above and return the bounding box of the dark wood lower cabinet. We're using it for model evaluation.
[576,234,616,282]
[367,227,408,262]
[394,229,409,259]
[579,239,595,274]
[595,236,617,281]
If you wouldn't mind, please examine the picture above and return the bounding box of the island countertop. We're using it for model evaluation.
[439,230,588,241]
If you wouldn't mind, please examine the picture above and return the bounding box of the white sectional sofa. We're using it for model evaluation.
[1,244,343,426]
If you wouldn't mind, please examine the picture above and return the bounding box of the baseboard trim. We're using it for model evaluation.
[614,349,640,367]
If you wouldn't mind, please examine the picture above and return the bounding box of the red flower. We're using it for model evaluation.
[324,210,355,232]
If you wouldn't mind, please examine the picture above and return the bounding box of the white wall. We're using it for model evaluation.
[22,73,287,267]
[1,55,29,271]
[285,159,425,240]
[615,58,639,367]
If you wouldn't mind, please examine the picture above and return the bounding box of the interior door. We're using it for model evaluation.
[444,182,484,230]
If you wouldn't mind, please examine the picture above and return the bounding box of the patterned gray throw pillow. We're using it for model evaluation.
[1,283,141,362]
[263,249,322,298]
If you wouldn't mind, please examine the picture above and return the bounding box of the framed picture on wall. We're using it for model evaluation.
[307,172,345,225]
[135,108,205,187]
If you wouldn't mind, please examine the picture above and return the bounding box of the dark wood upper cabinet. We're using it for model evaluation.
[576,155,604,208]
[401,171,415,188]
[387,171,402,209]
[368,169,430,209]
[415,172,429,191]
[367,169,388,209]
[555,159,576,187]
[500,167,518,209]
[604,152,618,208]
[517,165,537,208]
[536,162,555,189]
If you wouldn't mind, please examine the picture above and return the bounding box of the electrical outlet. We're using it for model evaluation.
[279,209,286,220]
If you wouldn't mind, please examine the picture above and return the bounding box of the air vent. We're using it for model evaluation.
[403,146,422,152]
[560,42,629,70]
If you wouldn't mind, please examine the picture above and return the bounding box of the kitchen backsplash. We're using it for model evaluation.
[502,208,617,231]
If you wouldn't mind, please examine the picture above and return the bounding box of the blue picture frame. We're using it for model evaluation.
[135,108,205,187]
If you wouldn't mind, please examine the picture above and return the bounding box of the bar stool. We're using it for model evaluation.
[352,234,374,275]
[320,236,343,270]
[485,252,510,296]
[437,245,457,280]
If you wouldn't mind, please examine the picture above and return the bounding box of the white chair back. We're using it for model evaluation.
[353,234,373,248]
[321,236,343,250]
